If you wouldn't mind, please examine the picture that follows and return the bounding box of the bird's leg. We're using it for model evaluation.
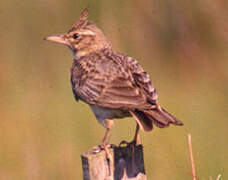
[101,120,114,176]
[101,119,113,145]
[100,120,113,158]
[92,120,114,152]
[92,120,114,176]
[133,123,141,144]
[119,123,141,146]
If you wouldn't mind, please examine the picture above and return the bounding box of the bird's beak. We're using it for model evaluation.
[44,34,70,46]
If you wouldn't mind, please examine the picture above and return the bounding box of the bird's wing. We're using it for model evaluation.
[71,55,154,109]
[125,56,158,104]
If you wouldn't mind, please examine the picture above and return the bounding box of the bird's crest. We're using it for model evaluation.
[69,8,89,32]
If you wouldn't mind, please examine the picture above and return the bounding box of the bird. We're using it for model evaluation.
[44,9,183,148]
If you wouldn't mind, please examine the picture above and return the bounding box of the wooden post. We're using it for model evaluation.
[81,145,147,180]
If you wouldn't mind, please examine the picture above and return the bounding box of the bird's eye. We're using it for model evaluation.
[73,33,79,39]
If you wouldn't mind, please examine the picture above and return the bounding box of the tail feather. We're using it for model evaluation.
[160,107,183,126]
[130,107,183,131]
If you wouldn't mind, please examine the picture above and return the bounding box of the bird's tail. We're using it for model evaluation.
[130,107,183,131]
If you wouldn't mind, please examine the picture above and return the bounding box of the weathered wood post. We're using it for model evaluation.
[81,145,147,180]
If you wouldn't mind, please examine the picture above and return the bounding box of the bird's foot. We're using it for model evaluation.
[119,124,141,147]
[119,136,141,147]
[119,140,137,147]
[92,143,115,165]
[92,143,116,152]
[92,143,115,176]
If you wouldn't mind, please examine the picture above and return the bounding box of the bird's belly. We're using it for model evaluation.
[90,105,131,121]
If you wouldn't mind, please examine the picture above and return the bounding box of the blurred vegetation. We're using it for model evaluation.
[0,0,227,179]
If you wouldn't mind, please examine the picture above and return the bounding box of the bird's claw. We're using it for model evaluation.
[92,143,114,176]
[92,143,117,153]
[119,140,137,147]
[92,143,108,153]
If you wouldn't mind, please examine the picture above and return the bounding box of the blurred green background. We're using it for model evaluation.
[0,0,227,179]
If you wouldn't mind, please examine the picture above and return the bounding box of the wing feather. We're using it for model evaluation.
[71,52,158,109]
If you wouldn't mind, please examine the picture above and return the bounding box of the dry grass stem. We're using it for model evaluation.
[188,134,197,180]
[216,174,221,180]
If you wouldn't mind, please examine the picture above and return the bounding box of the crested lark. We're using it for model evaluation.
[44,9,183,147]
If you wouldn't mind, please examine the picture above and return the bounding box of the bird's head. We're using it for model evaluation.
[44,9,111,58]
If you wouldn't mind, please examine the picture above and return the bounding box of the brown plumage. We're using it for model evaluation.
[44,9,183,145]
